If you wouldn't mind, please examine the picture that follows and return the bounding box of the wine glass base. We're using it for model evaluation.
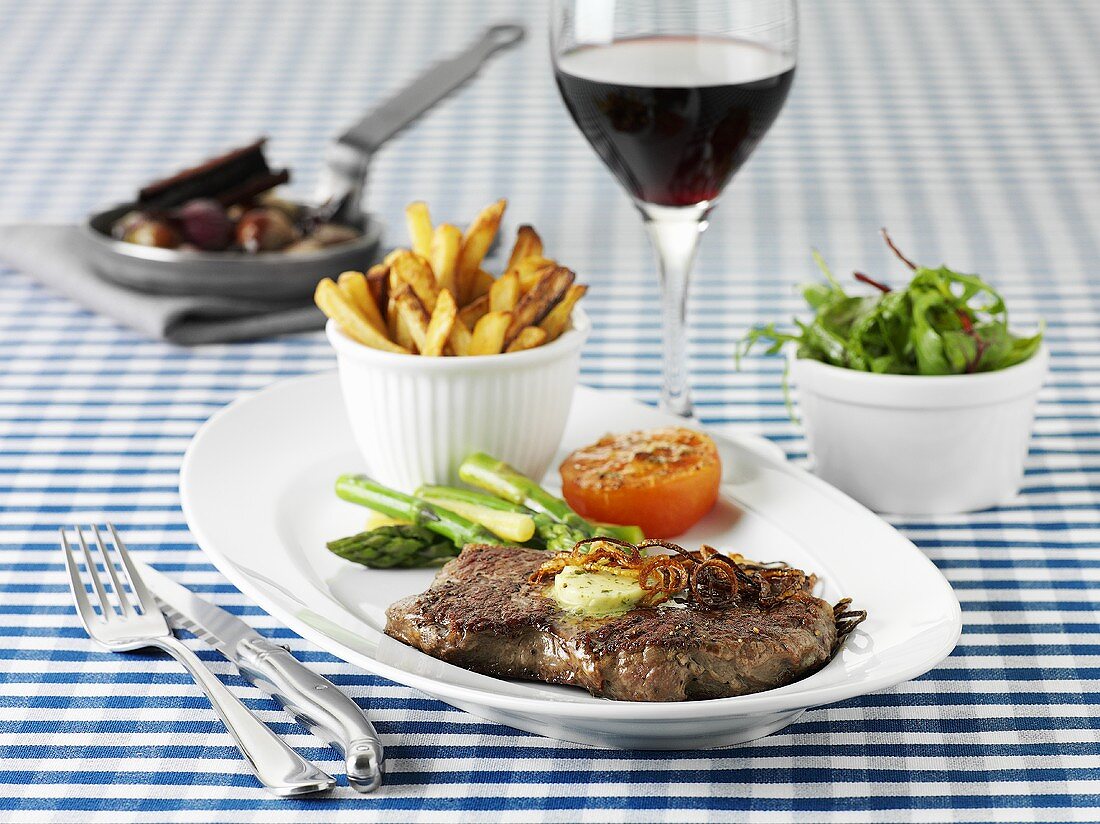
[660,395,695,420]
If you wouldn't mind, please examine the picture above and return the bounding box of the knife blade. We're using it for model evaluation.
[136,561,384,792]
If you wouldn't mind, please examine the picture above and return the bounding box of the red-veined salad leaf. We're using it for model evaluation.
[739,232,1043,375]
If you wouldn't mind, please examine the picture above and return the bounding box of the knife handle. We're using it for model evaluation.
[237,637,385,793]
[336,23,525,155]
[152,636,335,796]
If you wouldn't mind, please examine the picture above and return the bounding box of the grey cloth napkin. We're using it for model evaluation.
[0,224,325,345]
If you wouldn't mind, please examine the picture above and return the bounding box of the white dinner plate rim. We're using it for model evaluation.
[180,371,962,720]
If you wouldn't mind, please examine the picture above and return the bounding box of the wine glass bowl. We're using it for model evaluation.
[551,0,798,416]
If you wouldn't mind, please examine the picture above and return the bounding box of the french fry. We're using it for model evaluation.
[386,268,400,337]
[448,316,472,356]
[392,250,440,312]
[422,289,457,357]
[457,294,490,328]
[314,278,409,354]
[388,268,416,350]
[393,284,432,353]
[394,321,416,351]
[506,326,548,353]
[318,201,589,358]
[512,256,556,293]
[469,268,496,301]
[430,223,462,296]
[539,283,588,341]
[504,266,575,347]
[506,225,543,270]
[337,270,386,333]
[405,201,433,257]
[366,264,389,311]
[489,271,519,313]
[456,199,506,303]
[469,311,511,356]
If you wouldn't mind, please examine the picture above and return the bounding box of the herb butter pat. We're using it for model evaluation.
[550,565,646,617]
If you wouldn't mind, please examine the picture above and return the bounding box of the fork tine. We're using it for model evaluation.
[60,529,99,627]
[75,525,114,619]
[107,523,158,616]
[92,525,135,616]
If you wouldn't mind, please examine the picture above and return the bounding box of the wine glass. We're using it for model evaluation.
[551,0,798,417]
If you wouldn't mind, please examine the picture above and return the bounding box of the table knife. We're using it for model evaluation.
[315,22,525,225]
[136,561,385,792]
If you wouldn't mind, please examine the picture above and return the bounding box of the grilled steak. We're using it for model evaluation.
[385,544,839,702]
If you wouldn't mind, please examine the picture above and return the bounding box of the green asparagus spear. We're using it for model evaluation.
[459,453,586,525]
[327,525,458,569]
[335,474,498,548]
[417,484,586,553]
[534,520,587,553]
[591,523,645,545]
[417,491,535,542]
[456,454,644,545]
[416,484,525,513]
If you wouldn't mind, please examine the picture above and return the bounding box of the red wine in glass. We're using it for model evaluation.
[554,36,795,207]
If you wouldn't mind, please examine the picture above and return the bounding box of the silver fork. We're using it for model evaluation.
[60,524,336,797]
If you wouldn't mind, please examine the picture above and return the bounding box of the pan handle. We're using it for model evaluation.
[336,23,525,156]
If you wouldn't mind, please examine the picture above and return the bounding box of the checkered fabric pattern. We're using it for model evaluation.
[1,0,1098,821]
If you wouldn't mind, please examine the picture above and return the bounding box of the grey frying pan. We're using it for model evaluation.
[77,24,524,301]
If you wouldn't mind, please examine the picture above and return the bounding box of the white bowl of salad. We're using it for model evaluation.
[742,234,1046,515]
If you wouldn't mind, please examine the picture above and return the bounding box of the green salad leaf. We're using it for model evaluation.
[739,232,1043,375]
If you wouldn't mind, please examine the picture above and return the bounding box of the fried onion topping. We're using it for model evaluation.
[528,538,815,610]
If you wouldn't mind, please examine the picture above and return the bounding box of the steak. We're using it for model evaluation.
[385,544,839,702]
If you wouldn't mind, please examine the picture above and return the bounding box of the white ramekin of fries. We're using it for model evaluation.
[317,199,591,490]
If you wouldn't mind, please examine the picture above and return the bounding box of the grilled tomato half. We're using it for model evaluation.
[560,427,721,538]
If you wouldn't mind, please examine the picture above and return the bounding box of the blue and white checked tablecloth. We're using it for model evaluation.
[1,0,1098,821]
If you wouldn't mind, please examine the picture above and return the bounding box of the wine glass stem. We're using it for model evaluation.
[637,203,711,418]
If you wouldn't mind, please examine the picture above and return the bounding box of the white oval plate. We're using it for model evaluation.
[180,372,961,750]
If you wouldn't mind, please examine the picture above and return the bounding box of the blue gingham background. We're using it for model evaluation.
[1,0,1098,821]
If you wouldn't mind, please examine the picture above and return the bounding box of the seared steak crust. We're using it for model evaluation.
[385,544,837,701]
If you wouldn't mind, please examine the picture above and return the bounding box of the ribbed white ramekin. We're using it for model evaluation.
[790,344,1048,515]
[326,310,590,491]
